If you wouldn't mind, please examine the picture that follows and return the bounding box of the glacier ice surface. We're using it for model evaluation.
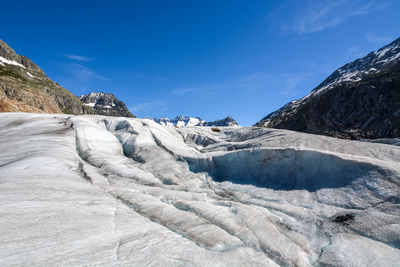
[0,113,399,266]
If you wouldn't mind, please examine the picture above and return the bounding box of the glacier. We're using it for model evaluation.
[0,113,399,266]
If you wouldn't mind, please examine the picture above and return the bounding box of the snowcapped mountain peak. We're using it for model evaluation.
[79,92,134,117]
[153,115,239,127]
[153,116,205,127]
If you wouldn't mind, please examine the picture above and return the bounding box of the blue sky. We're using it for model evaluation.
[1,0,399,125]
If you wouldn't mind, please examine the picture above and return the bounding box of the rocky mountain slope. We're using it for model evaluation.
[0,40,93,114]
[153,115,238,127]
[256,37,400,139]
[79,92,134,117]
[1,113,399,266]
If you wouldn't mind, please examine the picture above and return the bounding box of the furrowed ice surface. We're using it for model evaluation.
[0,113,399,266]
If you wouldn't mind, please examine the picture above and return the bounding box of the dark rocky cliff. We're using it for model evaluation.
[256,38,400,140]
[79,92,134,117]
[204,116,239,126]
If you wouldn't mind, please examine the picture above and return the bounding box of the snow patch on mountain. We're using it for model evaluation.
[26,72,34,78]
[83,102,95,107]
[0,55,26,68]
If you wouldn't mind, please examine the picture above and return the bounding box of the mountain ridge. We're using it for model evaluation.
[0,39,93,114]
[256,37,400,139]
[79,92,135,117]
[153,115,239,127]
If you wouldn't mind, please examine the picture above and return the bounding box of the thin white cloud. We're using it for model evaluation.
[346,46,368,58]
[171,84,223,96]
[366,31,393,44]
[171,87,199,96]
[237,72,272,90]
[70,63,107,81]
[65,54,92,61]
[295,1,344,34]
[172,71,317,101]
[277,0,386,35]
[352,2,374,15]
[236,71,316,97]
[130,100,167,114]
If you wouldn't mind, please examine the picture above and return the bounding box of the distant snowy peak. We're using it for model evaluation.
[153,115,238,127]
[79,92,134,118]
[203,116,239,127]
[155,116,205,127]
